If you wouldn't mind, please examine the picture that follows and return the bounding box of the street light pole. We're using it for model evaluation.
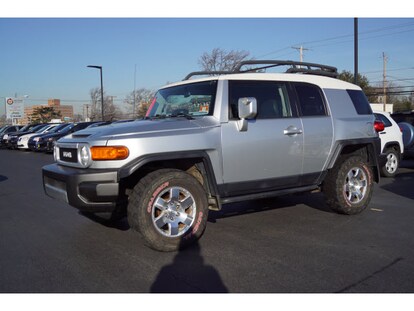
[87,65,104,121]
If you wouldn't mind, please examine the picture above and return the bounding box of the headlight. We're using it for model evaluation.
[80,145,91,167]
[33,137,41,142]
[22,137,28,141]
[4,134,8,139]
[48,137,54,142]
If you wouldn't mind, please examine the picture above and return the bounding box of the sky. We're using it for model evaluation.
[1,2,414,116]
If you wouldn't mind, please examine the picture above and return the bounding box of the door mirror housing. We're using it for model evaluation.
[237,97,257,132]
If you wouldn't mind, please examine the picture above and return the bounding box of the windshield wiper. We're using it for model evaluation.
[169,113,194,120]
[145,114,167,120]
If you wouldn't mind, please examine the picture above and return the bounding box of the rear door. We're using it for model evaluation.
[293,82,334,184]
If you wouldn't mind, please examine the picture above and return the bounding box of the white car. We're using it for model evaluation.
[17,124,60,150]
[374,111,404,177]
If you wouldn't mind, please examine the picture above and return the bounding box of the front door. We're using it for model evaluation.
[220,80,304,197]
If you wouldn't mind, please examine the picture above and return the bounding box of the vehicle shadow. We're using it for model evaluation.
[380,161,414,200]
[150,241,228,293]
[79,211,130,231]
[208,191,333,222]
[0,175,8,182]
[80,192,332,229]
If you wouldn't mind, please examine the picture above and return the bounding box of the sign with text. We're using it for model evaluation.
[6,97,25,119]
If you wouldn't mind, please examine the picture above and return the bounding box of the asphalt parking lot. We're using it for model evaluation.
[1,148,414,293]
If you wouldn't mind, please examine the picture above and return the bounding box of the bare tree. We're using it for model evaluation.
[103,96,123,121]
[198,48,251,72]
[125,88,155,118]
[89,87,101,121]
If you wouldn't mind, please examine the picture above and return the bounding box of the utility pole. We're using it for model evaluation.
[133,64,137,119]
[354,18,359,85]
[292,46,309,62]
[383,52,388,112]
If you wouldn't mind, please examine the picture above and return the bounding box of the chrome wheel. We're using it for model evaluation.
[151,186,196,238]
[344,167,368,204]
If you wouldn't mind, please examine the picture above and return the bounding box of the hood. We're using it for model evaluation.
[60,117,219,142]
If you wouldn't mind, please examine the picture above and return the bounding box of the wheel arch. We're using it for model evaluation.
[326,138,381,183]
[118,151,221,209]
[383,141,402,158]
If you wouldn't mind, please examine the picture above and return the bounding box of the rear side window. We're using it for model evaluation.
[374,113,392,128]
[347,89,372,115]
[294,83,327,116]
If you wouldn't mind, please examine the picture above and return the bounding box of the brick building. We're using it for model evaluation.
[24,99,74,124]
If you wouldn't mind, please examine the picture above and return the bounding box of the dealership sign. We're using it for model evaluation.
[6,97,25,119]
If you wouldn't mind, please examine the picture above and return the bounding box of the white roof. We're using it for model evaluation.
[163,72,361,91]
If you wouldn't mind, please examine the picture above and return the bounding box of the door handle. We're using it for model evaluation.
[284,126,303,136]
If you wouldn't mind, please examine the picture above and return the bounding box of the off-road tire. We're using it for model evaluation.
[128,169,209,252]
[324,155,373,215]
[381,148,399,178]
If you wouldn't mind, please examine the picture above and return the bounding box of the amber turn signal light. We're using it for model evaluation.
[90,146,129,160]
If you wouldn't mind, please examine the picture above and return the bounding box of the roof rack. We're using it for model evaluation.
[183,71,233,80]
[183,60,338,80]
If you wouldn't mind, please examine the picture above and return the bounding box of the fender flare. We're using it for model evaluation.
[118,150,220,197]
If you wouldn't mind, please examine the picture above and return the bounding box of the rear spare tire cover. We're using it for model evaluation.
[399,122,414,148]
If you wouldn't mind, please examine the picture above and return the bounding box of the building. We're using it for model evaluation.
[24,99,74,124]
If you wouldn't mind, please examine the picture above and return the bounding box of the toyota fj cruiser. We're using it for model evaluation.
[42,60,381,251]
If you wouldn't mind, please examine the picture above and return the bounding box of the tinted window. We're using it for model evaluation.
[347,89,372,115]
[229,81,293,119]
[294,83,327,116]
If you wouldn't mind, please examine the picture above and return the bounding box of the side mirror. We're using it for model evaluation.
[237,97,257,131]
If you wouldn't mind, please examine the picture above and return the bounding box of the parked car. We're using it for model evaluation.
[43,60,382,251]
[85,121,112,128]
[17,123,61,150]
[373,111,404,177]
[6,123,51,149]
[0,125,23,147]
[29,122,97,153]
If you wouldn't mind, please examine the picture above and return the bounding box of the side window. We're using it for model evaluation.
[229,80,293,119]
[294,83,327,117]
[374,113,392,128]
[347,89,372,115]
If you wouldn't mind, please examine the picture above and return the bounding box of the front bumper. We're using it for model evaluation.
[42,163,120,213]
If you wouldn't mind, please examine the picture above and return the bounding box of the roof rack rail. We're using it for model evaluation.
[235,60,338,78]
[183,60,338,80]
[183,71,233,80]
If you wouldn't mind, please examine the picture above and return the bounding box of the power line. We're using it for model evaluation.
[255,21,414,59]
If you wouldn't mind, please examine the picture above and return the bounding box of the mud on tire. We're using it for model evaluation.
[324,156,374,215]
[128,169,209,252]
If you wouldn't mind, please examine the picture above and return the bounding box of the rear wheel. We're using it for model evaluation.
[381,148,399,177]
[128,169,209,252]
[324,156,374,215]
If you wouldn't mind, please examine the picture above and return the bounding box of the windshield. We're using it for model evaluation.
[146,80,217,119]
[49,123,69,133]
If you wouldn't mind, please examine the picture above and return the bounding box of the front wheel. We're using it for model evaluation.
[128,169,209,252]
[324,156,374,215]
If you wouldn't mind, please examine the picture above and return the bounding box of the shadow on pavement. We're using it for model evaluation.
[209,192,333,222]
[380,170,414,200]
[150,241,228,293]
[0,175,8,182]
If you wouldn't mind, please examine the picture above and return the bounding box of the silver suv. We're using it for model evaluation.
[43,60,382,251]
